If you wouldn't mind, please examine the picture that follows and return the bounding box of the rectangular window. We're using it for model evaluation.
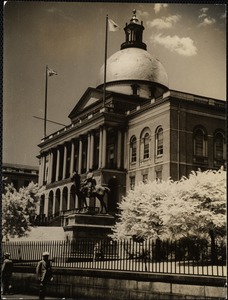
[195,136,203,156]
[156,128,163,157]
[143,174,148,183]
[107,144,115,168]
[144,143,149,159]
[130,137,137,164]
[24,180,30,187]
[131,146,137,163]
[12,179,18,190]
[157,137,163,156]
[130,176,135,190]
[156,171,162,181]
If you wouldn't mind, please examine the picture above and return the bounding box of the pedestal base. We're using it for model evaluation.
[63,212,115,240]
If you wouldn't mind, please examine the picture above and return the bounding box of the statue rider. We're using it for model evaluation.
[71,170,87,210]
[86,168,96,197]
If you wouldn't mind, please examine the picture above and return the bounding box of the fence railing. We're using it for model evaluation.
[2,238,226,277]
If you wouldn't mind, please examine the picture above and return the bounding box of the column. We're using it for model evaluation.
[78,138,83,174]
[44,193,49,216]
[102,126,107,168]
[55,148,60,181]
[67,191,71,210]
[62,144,67,179]
[50,151,54,182]
[86,133,91,172]
[117,129,122,169]
[124,130,128,169]
[59,191,63,212]
[70,140,75,175]
[47,151,53,184]
[90,131,94,169]
[99,127,103,168]
[44,155,48,184]
[40,155,45,185]
[52,195,56,215]
[38,157,44,186]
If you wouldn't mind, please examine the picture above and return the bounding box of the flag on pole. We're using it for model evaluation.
[108,19,120,32]
[47,68,58,76]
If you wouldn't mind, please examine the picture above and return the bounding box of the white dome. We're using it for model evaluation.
[97,48,169,89]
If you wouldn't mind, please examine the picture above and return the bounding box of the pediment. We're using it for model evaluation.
[68,87,103,120]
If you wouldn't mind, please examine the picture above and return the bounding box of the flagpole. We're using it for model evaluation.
[44,65,48,138]
[103,14,108,108]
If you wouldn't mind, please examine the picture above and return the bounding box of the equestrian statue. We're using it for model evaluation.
[72,169,110,214]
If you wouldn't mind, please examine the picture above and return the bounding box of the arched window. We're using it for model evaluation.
[194,127,207,157]
[140,128,151,161]
[214,131,225,161]
[155,127,163,157]
[130,136,137,163]
[143,133,150,159]
[48,191,54,216]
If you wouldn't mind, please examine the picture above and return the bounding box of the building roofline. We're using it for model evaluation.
[169,89,226,103]
[38,88,225,147]
[3,162,39,170]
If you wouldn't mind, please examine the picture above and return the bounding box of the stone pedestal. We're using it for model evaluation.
[63,212,115,240]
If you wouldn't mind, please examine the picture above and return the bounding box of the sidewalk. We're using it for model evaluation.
[1,295,90,300]
[1,294,61,300]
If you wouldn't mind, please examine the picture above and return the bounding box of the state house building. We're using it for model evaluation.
[37,12,226,221]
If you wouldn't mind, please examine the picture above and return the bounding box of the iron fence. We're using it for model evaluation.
[2,238,226,277]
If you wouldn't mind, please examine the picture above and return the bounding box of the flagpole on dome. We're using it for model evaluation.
[44,65,48,137]
[44,65,57,138]
[102,15,120,108]
[102,15,108,108]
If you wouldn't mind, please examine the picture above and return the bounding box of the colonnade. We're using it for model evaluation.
[39,184,80,217]
[38,125,124,186]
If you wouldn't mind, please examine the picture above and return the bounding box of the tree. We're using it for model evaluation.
[111,179,175,240]
[2,182,41,241]
[111,168,226,244]
[166,168,226,242]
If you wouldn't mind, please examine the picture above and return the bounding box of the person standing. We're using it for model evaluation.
[36,251,53,300]
[1,252,13,295]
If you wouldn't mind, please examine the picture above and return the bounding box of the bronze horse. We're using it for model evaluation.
[79,183,110,214]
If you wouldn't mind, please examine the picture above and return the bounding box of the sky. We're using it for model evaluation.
[3,2,226,167]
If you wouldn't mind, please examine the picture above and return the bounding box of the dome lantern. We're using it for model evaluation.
[96,11,169,99]
[121,9,147,51]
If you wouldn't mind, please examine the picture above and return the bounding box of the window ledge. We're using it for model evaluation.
[140,158,151,164]
[214,159,225,167]
[155,156,163,163]
[193,156,208,164]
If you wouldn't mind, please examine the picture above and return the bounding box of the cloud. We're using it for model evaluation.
[198,17,216,27]
[137,10,149,18]
[199,13,207,19]
[147,15,181,29]
[200,7,209,13]
[220,13,226,19]
[46,7,75,23]
[198,7,216,27]
[151,34,197,57]
[154,4,168,14]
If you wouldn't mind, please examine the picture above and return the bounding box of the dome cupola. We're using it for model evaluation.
[121,9,147,51]
[97,10,169,99]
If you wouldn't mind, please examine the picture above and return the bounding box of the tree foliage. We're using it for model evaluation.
[111,168,226,242]
[2,182,40,240]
